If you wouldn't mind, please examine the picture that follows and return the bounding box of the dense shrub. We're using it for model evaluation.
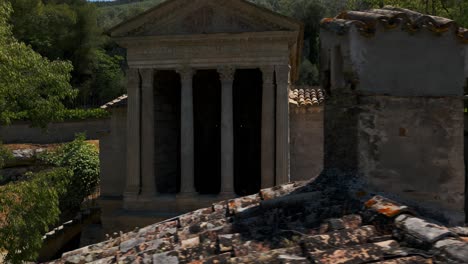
[10,108,110,122]
[40,134,100,211]
[0,143,12,170]
[56,108,111,120]
[0,168,71,263]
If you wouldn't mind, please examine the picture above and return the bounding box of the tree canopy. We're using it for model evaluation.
[0,1,75,127]
[8,0,126,107]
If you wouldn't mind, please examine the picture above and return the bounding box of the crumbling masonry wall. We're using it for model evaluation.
[358,96,464,216]
[321,8,466,224]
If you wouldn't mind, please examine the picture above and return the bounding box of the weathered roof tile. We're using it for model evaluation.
[289,86,325,108]
[434,238,468,263]
[321,6,468,42]
[365,196,412,218]
[46,181,467,264]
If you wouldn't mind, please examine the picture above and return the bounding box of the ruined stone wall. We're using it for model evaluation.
[358,96,465,217]
[99,108,127,197]
[320,14,466,224]
[289,106,323,181]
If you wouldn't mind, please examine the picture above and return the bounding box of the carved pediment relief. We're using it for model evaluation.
[113,0,299,37]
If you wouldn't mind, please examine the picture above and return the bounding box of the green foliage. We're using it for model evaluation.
[40,134,100,211]
[0,1,76,127]
[97,0,164,29]
[9,108,110,122]
[0,144,12,171]
[0,168,71,263]
[56,108,111,120]
[298,59,319,85]
[8,0,124,107]
[78,49,126,106]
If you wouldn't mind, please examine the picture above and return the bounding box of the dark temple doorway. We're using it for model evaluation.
[153,70,181,194]
[233,69,262,196]
[193,70,221,194]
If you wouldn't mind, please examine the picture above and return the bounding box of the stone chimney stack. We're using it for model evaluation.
[320,7,467,224]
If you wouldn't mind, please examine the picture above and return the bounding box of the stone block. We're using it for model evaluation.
[395,214,454,244]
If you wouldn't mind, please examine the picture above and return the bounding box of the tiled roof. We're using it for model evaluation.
[289,86,325,107]
[101,95,128,110]
[321,6,468,42]
[46,179,468,264]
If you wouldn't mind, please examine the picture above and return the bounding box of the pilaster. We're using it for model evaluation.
[125,68,142,201]
[140,69,157,198]
[275,65,291,185]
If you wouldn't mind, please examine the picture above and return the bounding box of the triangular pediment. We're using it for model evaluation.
[110,0,302,37]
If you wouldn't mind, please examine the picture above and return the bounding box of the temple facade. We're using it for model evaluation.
[100,0,316,212]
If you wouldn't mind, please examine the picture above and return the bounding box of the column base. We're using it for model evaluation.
[122,193,236,214]
[138,193,158,202]
[217,192,237,200]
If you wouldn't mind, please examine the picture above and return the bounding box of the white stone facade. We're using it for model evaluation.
[105,0,305,212]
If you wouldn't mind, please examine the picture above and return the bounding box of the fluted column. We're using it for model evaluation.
[140,69,157,198]
[178,67,196,195]
[275,65,291,185]
[218,66,236,196]
[125,68,142,199]
[260,66,275,188]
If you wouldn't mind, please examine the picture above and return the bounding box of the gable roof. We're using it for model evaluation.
[109,0,303,37]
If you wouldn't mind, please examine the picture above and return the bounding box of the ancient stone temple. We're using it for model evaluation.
[102,0,304,212]
[320,7,468,224]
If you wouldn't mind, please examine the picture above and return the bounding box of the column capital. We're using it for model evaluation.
[177,66,194,81]
[140,69,154,89]
[127,68,140,86]
[217,66,236,82]
[260,66,274,82]
[139,68,153,77]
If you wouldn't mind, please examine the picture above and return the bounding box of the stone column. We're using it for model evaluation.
[275,65,290,185]
[178,67,196,195]
[125,68,141,200]
[140,69,157,198]
[218,66,236,196]
[260,66,275,188]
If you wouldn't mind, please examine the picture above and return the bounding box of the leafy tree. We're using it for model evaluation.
[8,0,108,107]
[97,0,164,29]
[298,59,319,85]
[0,168,72,264]
[78,49,126,106]
[0,1,75,127]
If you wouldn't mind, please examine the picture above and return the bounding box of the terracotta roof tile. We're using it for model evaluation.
[365,195,413,218]
[289,86,325,108]
[321,6,468,42]
[45,179,468,264]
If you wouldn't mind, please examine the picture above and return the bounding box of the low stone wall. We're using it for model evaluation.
[290,106,324,182]
[0,119,110,144]
[99,108,127,197]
